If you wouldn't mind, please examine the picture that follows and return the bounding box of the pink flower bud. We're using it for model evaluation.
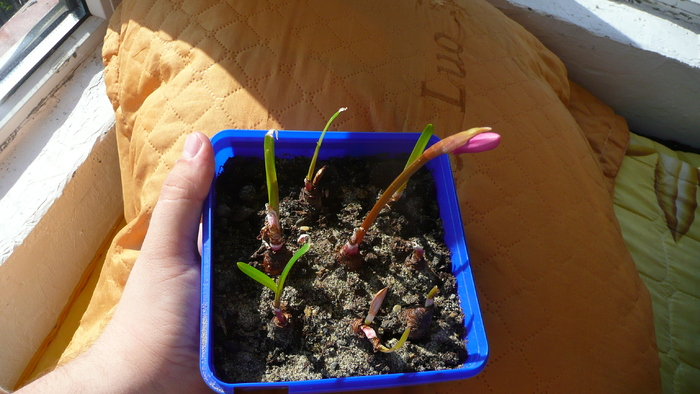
[453,132,501,154]
[365,287,389,325]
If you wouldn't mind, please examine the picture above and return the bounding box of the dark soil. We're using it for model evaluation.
[211,154,467,383]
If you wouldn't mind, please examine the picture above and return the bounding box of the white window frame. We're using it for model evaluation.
[614,0,700,20]
[0,0,118,153]
[0,0,123,388]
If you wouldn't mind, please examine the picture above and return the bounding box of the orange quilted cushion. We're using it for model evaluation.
[61,0,659,391]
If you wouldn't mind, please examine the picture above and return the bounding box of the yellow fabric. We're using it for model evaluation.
[614,133,700,394]
[15,217,125,389]
[567,81,630,194]
[60,0,660,391]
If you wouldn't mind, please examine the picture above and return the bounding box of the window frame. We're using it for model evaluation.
[0,0,117,153]
[0,1,90,105]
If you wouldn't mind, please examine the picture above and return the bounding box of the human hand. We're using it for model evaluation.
[19,132,215,393]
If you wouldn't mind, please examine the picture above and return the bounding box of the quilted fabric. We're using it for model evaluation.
[614,132,700,394]
[568,81,630,194]
[60,0,660,391]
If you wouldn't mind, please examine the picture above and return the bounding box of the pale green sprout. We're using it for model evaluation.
[261,130,286,252]
[304,107,347,191]
[380,327,411,353]
[425,285,439,307]
[265,130,279,212]
[237,243,311,326]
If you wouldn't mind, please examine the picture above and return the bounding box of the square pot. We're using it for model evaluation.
[200,130,488,393]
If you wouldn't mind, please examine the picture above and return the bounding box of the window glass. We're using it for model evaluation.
[0,0,88,104]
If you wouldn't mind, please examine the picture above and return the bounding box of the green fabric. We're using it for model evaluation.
[614,132,700,394]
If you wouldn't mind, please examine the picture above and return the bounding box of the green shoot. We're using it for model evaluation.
[264,130,279,212]
[236,262,277,292]
[237,243,311,326]
[391,124,434,201]
[378,328,411,353]
[262,130,286,253]
[425,285,439,307]
[354,286,411,353]
[275,243,310,307]
[305,107,347,191]
[340,127,499,263]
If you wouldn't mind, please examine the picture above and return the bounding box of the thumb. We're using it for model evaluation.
[140,132,215,266]
[97,132,215,392]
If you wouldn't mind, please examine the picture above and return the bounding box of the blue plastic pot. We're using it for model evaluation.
[200,130,488,393]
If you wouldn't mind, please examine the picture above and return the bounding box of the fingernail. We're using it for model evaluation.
[182,133,203,160]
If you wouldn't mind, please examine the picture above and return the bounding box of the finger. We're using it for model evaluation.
[140,132,215,267]
[197,221,203,256]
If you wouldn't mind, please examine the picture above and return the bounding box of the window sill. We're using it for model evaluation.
[487,0,700,147]
[0,16,123,389]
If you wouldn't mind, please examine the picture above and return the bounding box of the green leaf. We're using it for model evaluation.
[407,124,434,169]
[275,243,311,304]
[380,327,412,353]
[264,130,279,212]
[393,124,433,199]
[306,108,347,182]
[237,262,277,293]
